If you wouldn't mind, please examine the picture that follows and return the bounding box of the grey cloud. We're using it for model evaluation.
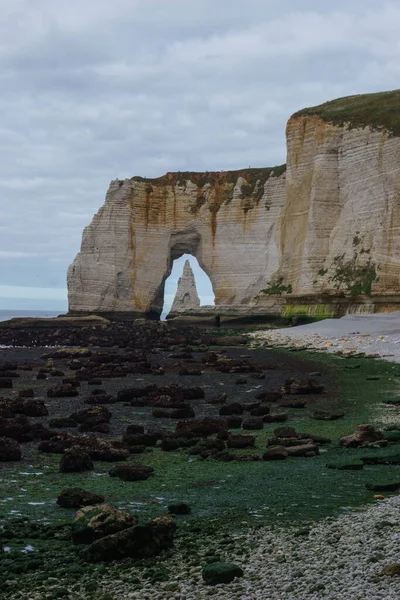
[0,0,399,306]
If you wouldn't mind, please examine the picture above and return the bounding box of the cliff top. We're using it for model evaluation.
[130,165,286,187]
[293,88,400,136]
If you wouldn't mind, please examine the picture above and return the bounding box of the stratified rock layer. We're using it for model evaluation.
[68,90,400,319]
[169,259,201,315]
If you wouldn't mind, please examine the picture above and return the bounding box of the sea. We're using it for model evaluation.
[0,310,61,322]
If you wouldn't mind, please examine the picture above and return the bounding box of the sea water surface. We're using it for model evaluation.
[0,310,61,323]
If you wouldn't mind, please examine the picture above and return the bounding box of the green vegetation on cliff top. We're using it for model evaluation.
[131,165,287,187]
[293,88,400,136]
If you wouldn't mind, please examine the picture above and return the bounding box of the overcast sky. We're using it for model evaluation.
[1,0,399,314]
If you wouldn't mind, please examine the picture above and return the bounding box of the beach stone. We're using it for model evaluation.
[57,488,105,509]
[202,562,244,585]
[72,503,137,544]
[60,449,93,473]
[340,424,385,447]
[11,398,48,417]
[109,464,154,481]
[0,436,21,461]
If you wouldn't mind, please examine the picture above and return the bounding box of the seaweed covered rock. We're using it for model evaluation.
[340,424,386,448]
[83,515,176,562]
[72,504,138,544]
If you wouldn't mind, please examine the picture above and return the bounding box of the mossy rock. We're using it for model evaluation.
[366,481,400,492]
[202,562,244,585]
[326,461,364,471]
[383,431,400,443]
[361,454,400,465]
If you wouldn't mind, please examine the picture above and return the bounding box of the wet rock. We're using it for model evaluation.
[279,398,307,408]
[340,424,385,448]
[263,413,288,423]
[226,416,243,429]
[174,418,228,439]
[47,384,79,398]
[263,446,288,460]
[0,436,21,461]
[202,562,244,585]
[282,378,325,395]
[109,464,154,481]
[206,392,227,405]
[168,503,191,515]
[84,393,116,405]
[122,432,161,447]
[72,503,137,544]
[0,378,12,389]
[18,388,34,398]
[250,404,270,417]
[70,406,111,432]
[242,417,264,430]
[60,449,93,473]
[49,417,78,428]
[11,398,48,417]
[310,410,345,421]
[219,403,243,416]
[227,435,255,449]
[40,434,129,461]
[126,424,145,435]
[366,481,400,492]
[161,438,180,451]
[57,488,105,509]
[285,444,319,457]
[0,416,35,442]
[255,391,282,402]
[327,461,364,470]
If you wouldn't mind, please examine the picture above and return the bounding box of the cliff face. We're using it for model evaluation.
[68,90,400,318]
[68,167,287,317]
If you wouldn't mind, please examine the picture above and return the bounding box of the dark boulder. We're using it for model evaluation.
[168,503,191,515]
[263,446,288,460]
[60,449,93,473]
[0,436,21,461]
[47,384,79,398]
[242,417,264,430]
[57,488,105,509]
[72,504,137,545]
[227,435,255,449]
[49,417,78,428]
[109,465,154,481]
[219,403,243,416]
[282,378,325,395]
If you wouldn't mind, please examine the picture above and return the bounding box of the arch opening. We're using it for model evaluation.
[161,254,215,320]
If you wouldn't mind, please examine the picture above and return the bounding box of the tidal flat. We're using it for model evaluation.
[1,322,400,599]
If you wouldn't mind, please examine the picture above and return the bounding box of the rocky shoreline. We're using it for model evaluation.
[1,319,400,599]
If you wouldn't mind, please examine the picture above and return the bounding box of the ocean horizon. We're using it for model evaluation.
[0,309,63,322]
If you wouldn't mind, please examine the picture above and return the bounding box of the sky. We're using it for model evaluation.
[1,0,400,314]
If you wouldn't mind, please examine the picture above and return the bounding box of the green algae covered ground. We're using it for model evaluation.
[1,346,400,599]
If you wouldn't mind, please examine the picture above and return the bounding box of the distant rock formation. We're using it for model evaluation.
[68,89,400,320]
[169,260,200,316]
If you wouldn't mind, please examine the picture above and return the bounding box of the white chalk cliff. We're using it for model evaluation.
[68,89,400,318]
[169,260,201,315]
